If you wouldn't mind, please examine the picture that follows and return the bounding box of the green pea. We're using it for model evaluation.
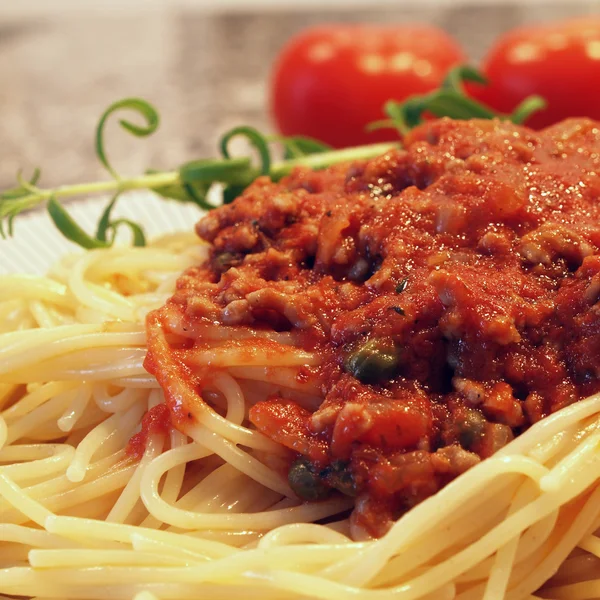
[212,251,241,272]
[344,339,402,384]
[455,408,487,449]
[288,458,330,501]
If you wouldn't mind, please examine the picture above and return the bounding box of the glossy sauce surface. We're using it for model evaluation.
[146,117,600,537]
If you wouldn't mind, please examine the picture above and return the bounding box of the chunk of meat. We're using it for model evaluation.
[330,398,432,458]
[519,223,594,267]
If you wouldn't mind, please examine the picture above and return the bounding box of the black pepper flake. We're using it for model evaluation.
[395,277,409,294]
[390,306,405,315]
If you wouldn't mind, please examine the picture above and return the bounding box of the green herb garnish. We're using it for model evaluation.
[367,65,546,136]
[0,102,393,247]
[0,66,546,249]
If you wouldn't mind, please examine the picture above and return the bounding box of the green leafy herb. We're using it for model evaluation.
[47,197,109,249]
[96,193,121,243]
[0,169,44,237]
[368,65,546,135]
[95,193,146,247]
[442,65,488,95]
[509,96,547,125]
[0,98,385,248]
[277,135,332,159]
[96,98,160,179]
[0,68,548,248]
[220,126,271,175]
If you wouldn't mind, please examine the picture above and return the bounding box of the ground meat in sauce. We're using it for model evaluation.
[148,117,600,539]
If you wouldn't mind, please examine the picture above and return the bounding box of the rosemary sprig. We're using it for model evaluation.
[367,65,546,135]
[0,96,395,247]
[0,65,547,249]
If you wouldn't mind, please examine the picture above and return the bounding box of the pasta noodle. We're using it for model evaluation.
[1,233,600,600]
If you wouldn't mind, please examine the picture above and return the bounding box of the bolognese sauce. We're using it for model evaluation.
[145,117,600,538]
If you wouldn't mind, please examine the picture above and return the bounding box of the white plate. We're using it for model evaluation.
[0,192,204,275]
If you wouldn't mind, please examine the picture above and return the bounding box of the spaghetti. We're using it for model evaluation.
[1,117,600,599]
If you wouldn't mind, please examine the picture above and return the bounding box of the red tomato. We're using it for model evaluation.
[474,18,600,128]
[270,25,466,148]
[249,398,328,463]
[330,400,432,459]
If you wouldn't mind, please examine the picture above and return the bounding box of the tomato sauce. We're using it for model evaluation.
[126,403,171,460]
[145,117,600,537]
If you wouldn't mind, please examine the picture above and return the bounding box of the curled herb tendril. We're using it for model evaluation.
[0,67,548,249]
[96,98,160,179]
[220,126,272,175]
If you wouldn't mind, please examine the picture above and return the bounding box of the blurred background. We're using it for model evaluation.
[0,0,598,189]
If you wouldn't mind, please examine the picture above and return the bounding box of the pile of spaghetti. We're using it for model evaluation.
[2,118,600,600]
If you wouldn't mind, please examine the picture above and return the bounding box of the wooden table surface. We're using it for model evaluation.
[0,1,596,190]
